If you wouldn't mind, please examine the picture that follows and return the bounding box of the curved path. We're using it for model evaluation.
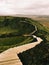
[0,35,43,65]
[0,21,43,65]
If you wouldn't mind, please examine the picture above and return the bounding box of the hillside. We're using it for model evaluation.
[0,16,49,65]
[30,16,49,28]
[18,17,49,65]
[0,16,35,53]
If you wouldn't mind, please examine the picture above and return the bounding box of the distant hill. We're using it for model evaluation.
[30,15,49,28]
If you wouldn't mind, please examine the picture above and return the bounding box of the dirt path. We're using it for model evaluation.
[0,35,43,65]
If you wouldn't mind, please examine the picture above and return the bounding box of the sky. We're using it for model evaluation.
[0,0,49,15]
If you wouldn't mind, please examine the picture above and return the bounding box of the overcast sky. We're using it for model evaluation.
[0,0,49,15]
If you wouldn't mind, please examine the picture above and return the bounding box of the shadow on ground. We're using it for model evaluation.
[18,41,49,65]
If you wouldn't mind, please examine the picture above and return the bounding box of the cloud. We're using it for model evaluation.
[0,0,49,15]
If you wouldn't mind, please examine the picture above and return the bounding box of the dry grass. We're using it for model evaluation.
[30,16,49,28]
